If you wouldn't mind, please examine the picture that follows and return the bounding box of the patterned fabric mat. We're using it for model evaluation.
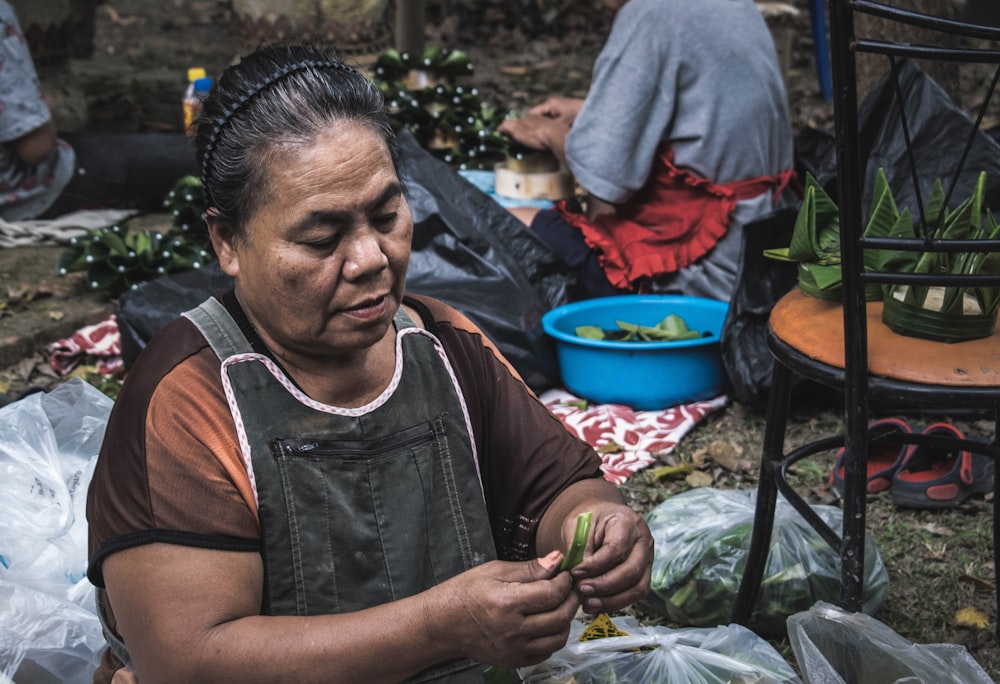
[48,315,122,376]
[540,388,729,484]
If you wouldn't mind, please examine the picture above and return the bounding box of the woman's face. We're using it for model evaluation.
[214,121,412,365]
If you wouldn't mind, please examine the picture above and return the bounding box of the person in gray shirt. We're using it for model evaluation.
[499,0,799,302]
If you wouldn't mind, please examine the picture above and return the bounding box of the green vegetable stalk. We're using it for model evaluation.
[561,511,593,571]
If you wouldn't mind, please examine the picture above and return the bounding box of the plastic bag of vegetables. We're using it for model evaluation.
[517,614,801,683]
[641,488,888,637]
[788,601,993,684]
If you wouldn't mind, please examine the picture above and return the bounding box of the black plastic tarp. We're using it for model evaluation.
[799,58,1000,219]
[116,131,575,393]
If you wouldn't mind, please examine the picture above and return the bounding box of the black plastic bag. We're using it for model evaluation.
[116,262,234,371]
[397,131,574,391]
[797,59,1000,217]
[719,208,798,407]
[116,131,574,392]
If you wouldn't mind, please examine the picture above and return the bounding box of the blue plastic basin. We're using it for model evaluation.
[542,295,729,410]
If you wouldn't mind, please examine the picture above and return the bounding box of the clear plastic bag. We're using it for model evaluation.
[0,379,113,683]
[788,601,993,684]
[517,615,801,683]
[642,488,889,637]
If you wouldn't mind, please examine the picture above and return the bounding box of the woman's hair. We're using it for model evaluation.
[195,43,398,234]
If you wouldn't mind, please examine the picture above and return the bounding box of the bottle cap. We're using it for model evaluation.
[194,77,213,93]
[188,67,207,83]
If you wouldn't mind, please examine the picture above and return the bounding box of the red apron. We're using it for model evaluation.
[556,145,798,290]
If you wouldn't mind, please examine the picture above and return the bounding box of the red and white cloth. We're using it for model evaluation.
[48,315,123,376]
[541,388,729,484]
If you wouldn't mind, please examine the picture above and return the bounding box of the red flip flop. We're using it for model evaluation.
[829,417,912,496]
[891,423,995,509]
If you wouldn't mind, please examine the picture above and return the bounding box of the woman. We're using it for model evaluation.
[86,44,653,683]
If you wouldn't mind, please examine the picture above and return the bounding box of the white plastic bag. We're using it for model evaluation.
[788,601,993,684]
[642,487,889,637]
[0,379,113,683]
[517,615,801,683]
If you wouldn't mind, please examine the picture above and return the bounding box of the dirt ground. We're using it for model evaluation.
[62,0,838,134]
[5,0,1000,680]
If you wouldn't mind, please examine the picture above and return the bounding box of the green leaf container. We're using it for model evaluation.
[882,295,997,343]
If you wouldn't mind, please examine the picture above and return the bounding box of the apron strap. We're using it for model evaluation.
[182,296,254,360]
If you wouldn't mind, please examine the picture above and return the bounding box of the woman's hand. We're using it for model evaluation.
[566,503,653,614]
[431,551,580,668]
[537,478,654,616]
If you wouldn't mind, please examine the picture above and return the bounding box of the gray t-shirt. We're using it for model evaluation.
[565,0,796,299]
[0,0,75,221]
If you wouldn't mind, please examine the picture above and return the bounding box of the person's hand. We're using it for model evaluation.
[433,551,580,668]
[111,667,140,684]
[497,113,569,153]
[564,503,653,615]
[526,96,585,125]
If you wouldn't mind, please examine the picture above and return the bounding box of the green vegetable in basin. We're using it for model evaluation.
[575,314,703,342]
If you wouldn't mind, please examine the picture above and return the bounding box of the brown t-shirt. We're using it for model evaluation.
[86,293,602,681]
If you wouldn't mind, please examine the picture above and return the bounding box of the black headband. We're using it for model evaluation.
[199,58,355,200]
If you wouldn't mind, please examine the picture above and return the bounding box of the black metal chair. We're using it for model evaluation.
[731,0,1000,630]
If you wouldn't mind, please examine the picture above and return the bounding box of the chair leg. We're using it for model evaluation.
[839,405,871,612]
[732,361,794,626]
[993,408,999,640]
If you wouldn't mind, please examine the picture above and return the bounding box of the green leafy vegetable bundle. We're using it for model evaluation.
[575,314,703,342]
[517,615,800,683]
[641,488,888,638]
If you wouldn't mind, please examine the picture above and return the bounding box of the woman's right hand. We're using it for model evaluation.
[527,97,585,126]
[432,551,579,669]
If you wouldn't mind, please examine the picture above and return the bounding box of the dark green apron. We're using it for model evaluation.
[184,296,498,682]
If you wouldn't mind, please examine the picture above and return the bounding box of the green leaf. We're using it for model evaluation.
[924,178,947,232]
[96,228,129,256]
[616,316,701,341]
[57,243,89,274]
[762,246,794,262]
[864,167,901,271]
[788,175,841,265]
[798,262,844,296]
[787,185,818,262]
[875,209,919,274]
[575,325,605,339]
[969,212,1000,316]
[561,511,593,571]
[656,313,694,337]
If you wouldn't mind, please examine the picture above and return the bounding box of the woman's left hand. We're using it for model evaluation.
[567,502,653,614]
